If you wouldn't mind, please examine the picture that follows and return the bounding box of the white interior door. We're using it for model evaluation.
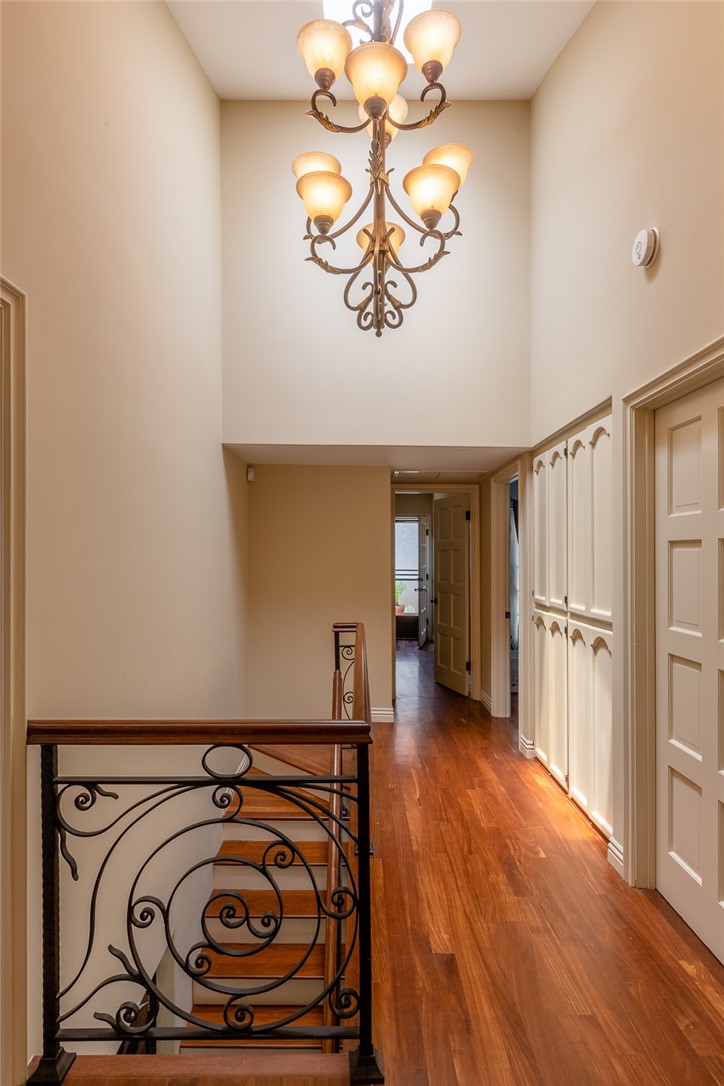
[433,494,470,695]
[418,514,430,647]
[655,380,724,963]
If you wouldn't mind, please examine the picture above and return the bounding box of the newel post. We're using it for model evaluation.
[27,746,75,1084]
[349,741,384,1085]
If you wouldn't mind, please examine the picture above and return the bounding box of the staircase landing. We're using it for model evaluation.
[41,1052,350,1084]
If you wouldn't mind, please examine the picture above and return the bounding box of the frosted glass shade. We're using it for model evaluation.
[295,171,352,223]
[344,42,408,111]
[423,144,473,188]
[291,152,342,180]
[296,19,352,82]
[403,164,460,220]
[356,221,406,257]
[403,10,461,75]
[358,94,409,142]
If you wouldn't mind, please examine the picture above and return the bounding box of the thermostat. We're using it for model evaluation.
[632,227,659,268]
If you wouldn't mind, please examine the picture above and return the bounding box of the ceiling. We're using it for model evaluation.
[167,1,596,102]
[174,1,592,479]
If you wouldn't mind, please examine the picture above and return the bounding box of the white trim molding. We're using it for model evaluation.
[0,277,27,1086]
[371,706,395,724]
[518,733,536,760]
[622,334,724,889]
[480,689,492,713]
[607,837,625,878]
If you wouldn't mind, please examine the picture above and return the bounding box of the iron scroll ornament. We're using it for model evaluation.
[51,744,361,1045]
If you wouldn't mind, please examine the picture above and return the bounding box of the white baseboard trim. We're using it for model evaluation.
[518,734,536,759]
[607,836,625,878]
[480,690,492,713]
[371,707,395,724]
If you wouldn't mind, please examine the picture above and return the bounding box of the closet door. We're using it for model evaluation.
[531,415,613,841]
[547,442,568,612]
[655,382,723,962]
[568,619,614,835]
[532,610,567,784]
[533,453,548,608]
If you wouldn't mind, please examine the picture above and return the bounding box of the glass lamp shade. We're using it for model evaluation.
[344,42,408,112]
[291,152,342,180]
[358,94,409,142]
[356,221,406,257]
[295,170,352,223]
[296,19,352,83]
[403,10,461,75]
[403,163,460,221]
[423,144,473,188]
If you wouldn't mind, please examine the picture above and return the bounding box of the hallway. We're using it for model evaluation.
[370,643,724,1084]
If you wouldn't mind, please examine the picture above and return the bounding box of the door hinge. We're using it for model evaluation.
[565,774,570,789]
[466,660,471,672]
[564,441,568,458]
[564,594,568,607]
[465,510,471,521]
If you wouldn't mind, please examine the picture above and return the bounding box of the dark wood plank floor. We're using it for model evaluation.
[370,641,724,1085]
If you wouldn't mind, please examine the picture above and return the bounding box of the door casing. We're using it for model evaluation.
[623,333,724,889]
[392,483,481,705]
[1,278,27,1086]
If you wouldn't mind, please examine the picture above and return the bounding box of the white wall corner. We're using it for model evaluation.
[371,707,395,724]
[480,690,492,713]
[607,836,625,877]
[518,734,536,759]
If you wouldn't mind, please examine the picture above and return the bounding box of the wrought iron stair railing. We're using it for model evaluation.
[26,622,383,1085]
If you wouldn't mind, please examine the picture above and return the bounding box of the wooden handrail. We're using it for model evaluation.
[352,623,371,725]
[26,719,371,747]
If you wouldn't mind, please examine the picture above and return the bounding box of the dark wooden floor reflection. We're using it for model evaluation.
[370,641,724,1085]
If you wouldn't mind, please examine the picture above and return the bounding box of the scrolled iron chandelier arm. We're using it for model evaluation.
[292,0,473,335]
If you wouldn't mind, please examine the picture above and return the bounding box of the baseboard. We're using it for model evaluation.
[371,706,394,724]
[607,836,625,878]
[480,690,492,712]
[518,734,536,759]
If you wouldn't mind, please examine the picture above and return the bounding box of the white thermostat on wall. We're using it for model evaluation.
[631,227,660,267]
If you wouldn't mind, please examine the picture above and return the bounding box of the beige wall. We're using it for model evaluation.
[2,0,248,719]
[221,99,531,450]
[1,3,249,1070]
[247,466,393,717]
[531,1,724,445]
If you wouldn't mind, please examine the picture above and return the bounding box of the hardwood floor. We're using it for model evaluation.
[369,641,724,1084]
[57,641,724,1083]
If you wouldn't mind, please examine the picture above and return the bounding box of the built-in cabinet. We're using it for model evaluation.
[531,416,614,838]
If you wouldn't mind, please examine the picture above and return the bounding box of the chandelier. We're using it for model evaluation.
[292,1,473,336]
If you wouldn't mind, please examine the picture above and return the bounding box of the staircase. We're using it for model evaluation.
[180,744,347,1059]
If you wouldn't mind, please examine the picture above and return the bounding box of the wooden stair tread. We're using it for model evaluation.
[252,744,335,777]
[181,1004,325,1049]
[205,889,321,918]
[202,943,325,978]
[58,1051,350,1083]
[233,790,328,820]
[216,840,327,865]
